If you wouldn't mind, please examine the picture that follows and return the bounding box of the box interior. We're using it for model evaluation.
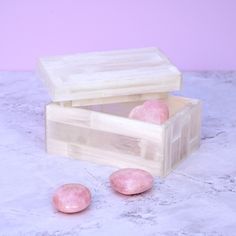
[82,95,192,121]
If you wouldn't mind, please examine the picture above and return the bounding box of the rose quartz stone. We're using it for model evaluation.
[52,183,91,214]
[129,100,169,125]
[110,168,154,195]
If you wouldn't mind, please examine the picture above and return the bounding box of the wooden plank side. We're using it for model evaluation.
[46,103,92,128]
[188,100,201,153]
[71,92,169,107]
[162,96,201,176]
[65,65,180,89]
[46,103,164,142]
[47,120,164,162]
[163,124,172,176]
[53,75,181,102]
[67,143,163,176]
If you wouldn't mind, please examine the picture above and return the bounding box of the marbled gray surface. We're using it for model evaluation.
[0,71,236,236]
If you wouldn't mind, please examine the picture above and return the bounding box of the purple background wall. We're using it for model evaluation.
[0,0,235,71]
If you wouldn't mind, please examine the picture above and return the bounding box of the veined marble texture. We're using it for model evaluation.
[0,71,236,236]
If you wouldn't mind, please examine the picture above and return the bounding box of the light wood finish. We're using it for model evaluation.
[71,92,169,107]
[39,47,200,176]
[38,47,181,105]
[46,96,201,177]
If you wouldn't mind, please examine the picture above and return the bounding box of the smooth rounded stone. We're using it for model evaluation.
[53,183,91,214]
[110,168,154,195]
[129,99,169,125]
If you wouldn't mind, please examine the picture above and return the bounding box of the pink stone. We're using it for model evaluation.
[110,168,154,195]
[52,183,91,214]
[129,100,169,125]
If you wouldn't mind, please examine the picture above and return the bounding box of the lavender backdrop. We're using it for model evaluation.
[0,0,235,71]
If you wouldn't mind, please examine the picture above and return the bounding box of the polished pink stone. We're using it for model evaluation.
[129,100,169,125]
[52,183,91,214]
[110,168,154,195]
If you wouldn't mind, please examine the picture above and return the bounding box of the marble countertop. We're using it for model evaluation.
[0,71,236,236]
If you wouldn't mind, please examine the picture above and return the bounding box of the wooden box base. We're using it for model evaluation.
[46,96,201,177]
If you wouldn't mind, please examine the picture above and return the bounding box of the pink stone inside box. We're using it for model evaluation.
[39,47,201,177]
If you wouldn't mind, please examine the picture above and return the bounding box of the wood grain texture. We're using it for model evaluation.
[71,92,168,107]
[39,47,181,105]
[46,96,201,177]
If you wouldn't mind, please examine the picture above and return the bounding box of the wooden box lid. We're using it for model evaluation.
[38,47,182,106]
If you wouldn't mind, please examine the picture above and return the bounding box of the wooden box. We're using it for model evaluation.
[39,47,201,177]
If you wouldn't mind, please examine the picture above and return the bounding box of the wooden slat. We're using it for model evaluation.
[71,92,168,107]
[46,102,164,142]
[46,138,164,176]
[54,76,180,101]
[65,65,179,89]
